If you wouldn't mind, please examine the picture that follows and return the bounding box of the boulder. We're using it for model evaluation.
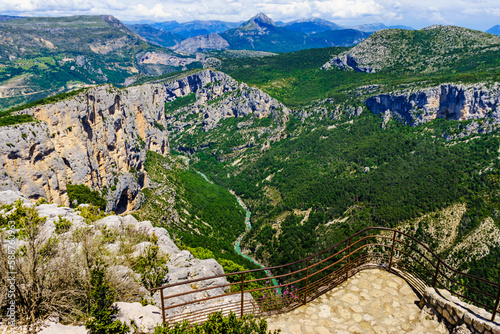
[114,302,163,334]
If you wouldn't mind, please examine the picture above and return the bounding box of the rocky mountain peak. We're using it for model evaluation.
[420,24,444,30]
[240,13,275,30]
[252,13,275,25]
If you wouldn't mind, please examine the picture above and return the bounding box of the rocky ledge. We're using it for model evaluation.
[422,288,500,334]
[0,190,247,334]
[365,83,500,130]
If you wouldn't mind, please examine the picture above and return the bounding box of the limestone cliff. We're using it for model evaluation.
[0,69,229,212]
[365,83,500,129]
[170,33,230,54]
[164,72,290,157]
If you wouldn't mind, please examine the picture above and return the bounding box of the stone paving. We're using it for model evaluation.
[266,269,449,334]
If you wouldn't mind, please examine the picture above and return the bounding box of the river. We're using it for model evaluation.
[195,170,280,288]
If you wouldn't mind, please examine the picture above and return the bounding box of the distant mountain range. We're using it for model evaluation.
[126,24,184,47]
[0,15,201,109]
[151,20,241,38]
[150,14,413,38]
[487,25,500,36]
[280,18,343,34]
[169,13,373,53]
[0,15,24,21]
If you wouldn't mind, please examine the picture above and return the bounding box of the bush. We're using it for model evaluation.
[54,215,72,234]
[85,261,129,334]
[153,311,280,334]
[67,184,106,211]
[78,204,108,223]
[133,234,169,294]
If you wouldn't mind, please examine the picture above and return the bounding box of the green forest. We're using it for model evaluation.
[189,112,500,270]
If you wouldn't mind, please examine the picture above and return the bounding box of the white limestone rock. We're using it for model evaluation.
[114,302,163,334]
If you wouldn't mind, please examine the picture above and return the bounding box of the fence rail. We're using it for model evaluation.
[151,227,500,325]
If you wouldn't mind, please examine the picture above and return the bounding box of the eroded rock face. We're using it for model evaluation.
[0,122,69,204]
[0,190,245,334]
[139,52,197,67]
[171,33,230,53]
[165,73,290,135]
[0,69,227,212]
[365,83,500,127]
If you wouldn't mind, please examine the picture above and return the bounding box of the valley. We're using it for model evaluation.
[1,11,500,332]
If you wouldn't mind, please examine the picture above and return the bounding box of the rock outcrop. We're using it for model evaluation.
[365,83,500,128]
[422,287,500,334]
[166,73,289,132]
[0,69,231,212]
[0,190,248,334]
[0,68,289,212]
[139,52,197,67]
[171,33,230,54]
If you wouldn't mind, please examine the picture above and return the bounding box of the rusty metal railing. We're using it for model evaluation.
[151,227,500,325]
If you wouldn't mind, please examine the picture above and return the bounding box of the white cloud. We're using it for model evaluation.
[463,7,500,17]
[256,1,313,19]
[0,0,499,30]
[312,0,385,19]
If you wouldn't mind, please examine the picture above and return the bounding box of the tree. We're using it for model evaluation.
[85,261,129,334]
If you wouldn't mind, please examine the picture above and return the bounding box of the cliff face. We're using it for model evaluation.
[365,83,500,127]
[164,72,290,157]
[0,122,68,205]
[170,33,230,53]
[0,69,226,212]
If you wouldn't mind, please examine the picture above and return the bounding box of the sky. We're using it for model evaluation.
[1,0,499,31]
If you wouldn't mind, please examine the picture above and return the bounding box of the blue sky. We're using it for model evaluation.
[1,0,499,31]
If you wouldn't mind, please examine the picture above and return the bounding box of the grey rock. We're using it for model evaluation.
[166,72,289,136]
[366,83,500,130]
[0,122,68,203]
[0,190,30,205]
[0,69,233,213]
[95,215,124,230]
[171,33,230,53]
[452,324,472,334]
[2,190,246,330]
[139,52,197,66]
[322,54,374,73]
[114,302,163,334]
[38,322,88,334]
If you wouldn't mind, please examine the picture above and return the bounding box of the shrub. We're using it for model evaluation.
[153,311,280,334]
[67,184,106,211]
[85,261,129,334]
[55,215,72,234]
[78,204,108,223]
[133,234,169,294]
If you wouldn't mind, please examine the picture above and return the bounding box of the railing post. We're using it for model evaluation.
[160,288,165,324]
[304,259,310,305]
[432,259,441,288]
[492,285,500,321]
[240,272,245,318]
[345,237,352,281]
[388,230,397,272]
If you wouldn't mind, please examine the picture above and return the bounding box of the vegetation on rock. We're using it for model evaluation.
[153,311,279,334]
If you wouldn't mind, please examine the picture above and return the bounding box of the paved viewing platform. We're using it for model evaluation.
[266,269,448,334]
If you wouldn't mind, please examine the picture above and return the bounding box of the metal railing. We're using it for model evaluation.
[151,227,500,325]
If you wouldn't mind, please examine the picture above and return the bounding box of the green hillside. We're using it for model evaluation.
[160,25,500,294]
[218,30,500,108]
[0,15,200,110]
[327,25,500,73]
